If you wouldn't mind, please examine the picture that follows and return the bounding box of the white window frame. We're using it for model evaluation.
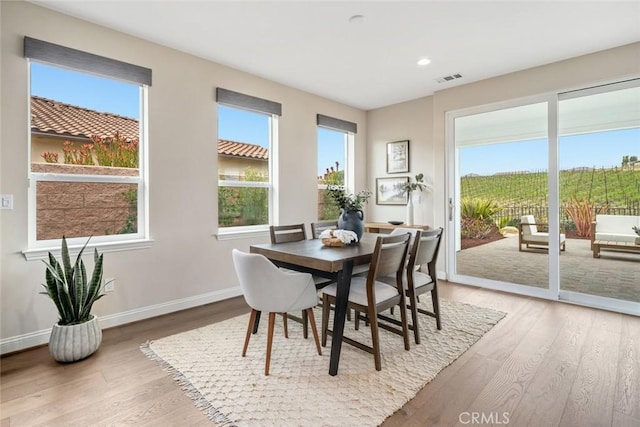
[216,107,277,236]
[316,114,358,222]
[23,60,151,260]
[316,129,354,190]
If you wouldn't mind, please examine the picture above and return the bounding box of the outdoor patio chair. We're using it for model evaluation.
[518,215,566,253]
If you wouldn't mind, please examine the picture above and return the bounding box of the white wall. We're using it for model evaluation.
[0,1,366,353]
[366,97,435,228]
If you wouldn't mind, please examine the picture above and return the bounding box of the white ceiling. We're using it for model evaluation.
[30,1,640,111]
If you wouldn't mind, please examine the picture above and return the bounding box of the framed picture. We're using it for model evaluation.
[386,140,409,174]
[376,177,409,205]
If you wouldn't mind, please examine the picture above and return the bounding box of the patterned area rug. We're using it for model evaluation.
[141,298,505,426]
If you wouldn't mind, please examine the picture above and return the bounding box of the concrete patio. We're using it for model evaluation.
[456,235,640,303]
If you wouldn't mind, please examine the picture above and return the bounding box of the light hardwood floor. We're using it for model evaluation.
[1,282,638,426]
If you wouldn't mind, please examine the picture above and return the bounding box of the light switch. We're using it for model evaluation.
[0,194,14,210]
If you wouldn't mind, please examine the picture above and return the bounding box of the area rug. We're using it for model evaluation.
[141,298,505,426]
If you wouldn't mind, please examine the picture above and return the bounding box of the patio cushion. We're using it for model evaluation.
[525,232,566,243]
[595,232,638,243]
[594,215,640,243]
[520,215,538,234]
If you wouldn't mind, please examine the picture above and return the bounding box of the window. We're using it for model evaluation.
[25,37,151,250]
[316,114,356,220]
[216,88,281,230]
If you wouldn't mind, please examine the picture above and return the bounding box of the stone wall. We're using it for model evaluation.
[32,163,138,240]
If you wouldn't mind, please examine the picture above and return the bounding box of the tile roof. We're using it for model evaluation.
[30,96,268,160]
[31,96,139,140]
[218,139,268,160]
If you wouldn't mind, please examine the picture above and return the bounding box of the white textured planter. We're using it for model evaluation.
[49,315,102,362]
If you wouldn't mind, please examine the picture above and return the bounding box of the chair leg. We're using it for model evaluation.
[354,310,360,330]
[368,306,382,371]
[306,308,322,355]
[321,294,330,347]
[398,293,411,351]
[282,313,288,338]
[243,309,257,356]
[408,291,420,344]
[265,312,276,376]
[432,286,442,330]
[302,309,308,339]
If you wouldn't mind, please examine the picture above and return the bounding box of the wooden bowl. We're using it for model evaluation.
[321,237,344,247]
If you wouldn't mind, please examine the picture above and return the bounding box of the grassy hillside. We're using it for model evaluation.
[462,167,640,208]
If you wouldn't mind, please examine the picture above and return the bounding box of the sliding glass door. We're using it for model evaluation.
[447,80,640,315]
[558,82,640,312]
[450,100,555,298]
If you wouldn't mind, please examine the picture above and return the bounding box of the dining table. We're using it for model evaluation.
[250,232,380,376]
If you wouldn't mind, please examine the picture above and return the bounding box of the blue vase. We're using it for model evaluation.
[338,209,364,243]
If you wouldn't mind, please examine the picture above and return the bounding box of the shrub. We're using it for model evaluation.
[563,197,607,237]
[461,217,494,239]
[495,216,514,230]
[41,152,59,163]
[91,133,138,168]
[461,198,501,221]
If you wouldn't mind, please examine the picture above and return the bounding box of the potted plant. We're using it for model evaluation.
[41,236,108,362]
[326,185,371,242]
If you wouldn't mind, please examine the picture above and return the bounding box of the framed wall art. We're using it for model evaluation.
[386,140,409,174]
[376,176,409,205]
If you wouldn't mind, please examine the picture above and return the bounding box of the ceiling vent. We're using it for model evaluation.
[436,73,463,83]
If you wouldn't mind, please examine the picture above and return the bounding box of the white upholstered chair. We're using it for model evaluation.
[232,249,322,376]
[518,215,566,252]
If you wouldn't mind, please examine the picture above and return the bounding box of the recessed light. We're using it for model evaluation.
[417,58,431,66]
[348,14,365,24]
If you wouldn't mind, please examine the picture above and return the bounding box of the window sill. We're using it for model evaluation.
[22,238,154,261]
[215,226,269,241]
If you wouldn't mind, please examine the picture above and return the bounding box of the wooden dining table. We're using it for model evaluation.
[250,232,379,376]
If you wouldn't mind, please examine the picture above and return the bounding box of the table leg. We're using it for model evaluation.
[329,260,354,376]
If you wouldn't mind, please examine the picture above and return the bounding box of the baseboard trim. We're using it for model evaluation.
[0,286,243,355]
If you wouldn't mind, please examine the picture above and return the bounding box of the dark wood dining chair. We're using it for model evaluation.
[378,227,444,344]
[310,220,338,239]
[321,233,412,371]
[270,223,307,243]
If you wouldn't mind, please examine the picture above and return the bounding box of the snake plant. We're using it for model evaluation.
[41,237,107,326]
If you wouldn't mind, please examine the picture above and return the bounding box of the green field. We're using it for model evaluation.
[462,167,640,208]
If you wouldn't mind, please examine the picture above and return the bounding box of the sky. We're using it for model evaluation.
[32,62,344,176]
[459,128,640,176]
[217,106,346,177]
[31,62,638,178]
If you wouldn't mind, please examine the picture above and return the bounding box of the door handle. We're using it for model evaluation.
[448,197,454,221]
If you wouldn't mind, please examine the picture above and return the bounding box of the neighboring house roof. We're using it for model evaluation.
[218,139,268,160]
[31,96,139,140]
[30,96,268,160]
